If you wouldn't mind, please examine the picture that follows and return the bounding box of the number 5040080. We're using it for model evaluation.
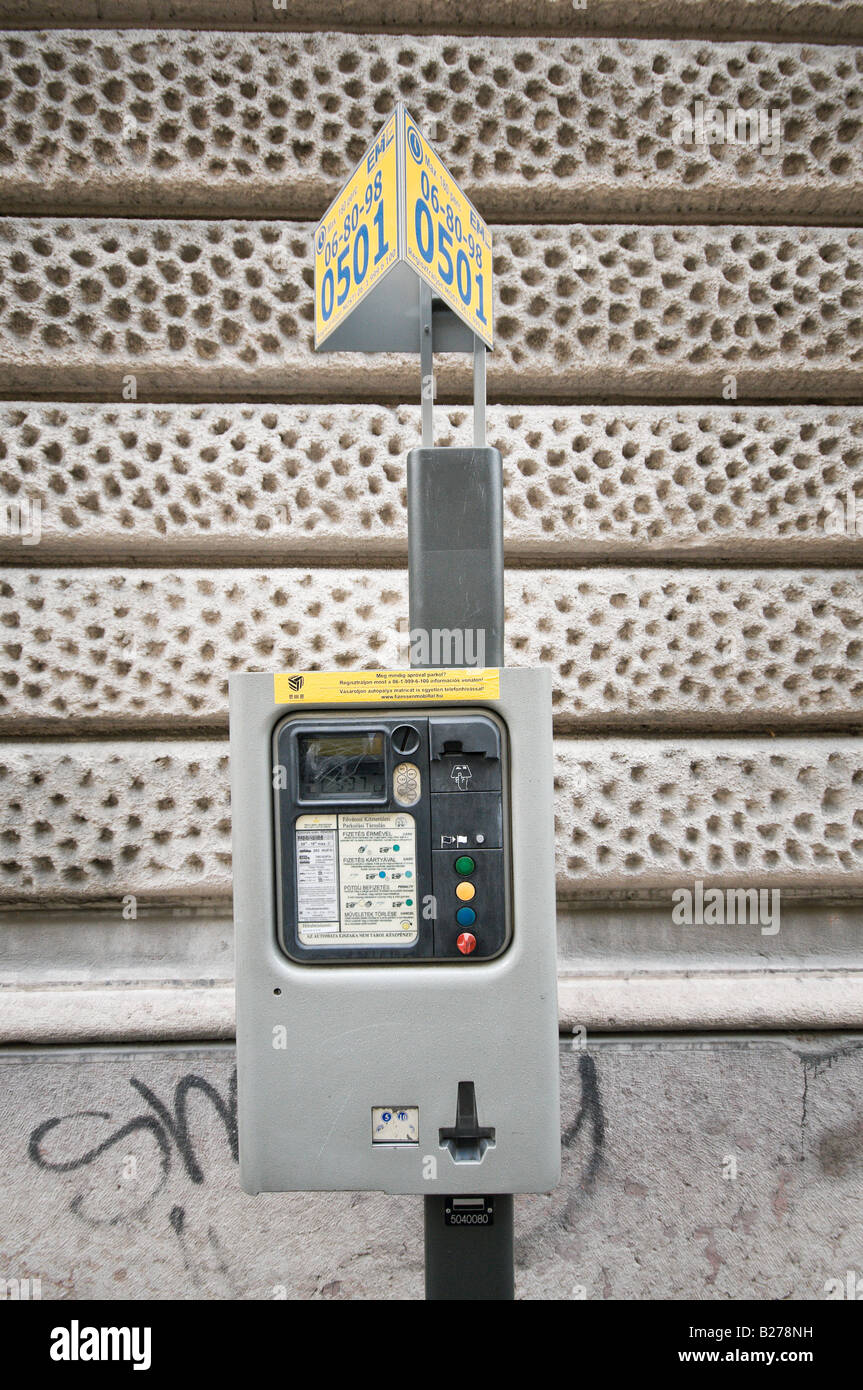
[413,169,488,325]
[319,170,390,323]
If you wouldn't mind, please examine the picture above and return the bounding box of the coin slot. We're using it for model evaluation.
[393,760,421,806]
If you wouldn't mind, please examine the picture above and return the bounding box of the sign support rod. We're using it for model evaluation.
[473,334,486,448]
[420,282,434,448]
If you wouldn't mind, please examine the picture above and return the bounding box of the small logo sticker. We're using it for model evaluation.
[407,125,423,163]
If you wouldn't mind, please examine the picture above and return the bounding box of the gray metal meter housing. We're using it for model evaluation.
[230,667,560,1196]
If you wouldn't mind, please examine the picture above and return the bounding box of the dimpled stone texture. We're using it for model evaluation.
[513,569,863,726]
[1,568,862,730]
[0,741,232,903]
[2,1,863,40]
[0,737,860,903]
[555,737,863,893]
[1,32,861,220]
[0,219,861,398]
[2,403,862,561]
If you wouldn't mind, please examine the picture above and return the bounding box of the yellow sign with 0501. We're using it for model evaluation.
[313,105,493,349]
[402,109,492,348]
[314,112,400,347]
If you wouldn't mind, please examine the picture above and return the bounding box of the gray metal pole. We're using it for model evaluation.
[420,282,434,449]
[473,333,486,448]
[408,299,514,1298]
[407,320,504,669]
[423,1194,514,1300]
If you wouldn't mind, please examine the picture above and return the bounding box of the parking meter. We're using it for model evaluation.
[230,667,560,1197]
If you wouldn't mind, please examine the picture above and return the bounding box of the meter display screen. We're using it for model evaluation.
[298,732,386,800]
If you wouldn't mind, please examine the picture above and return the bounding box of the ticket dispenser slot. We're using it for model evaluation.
[273,709,510,963]
[439,1082,496,1163]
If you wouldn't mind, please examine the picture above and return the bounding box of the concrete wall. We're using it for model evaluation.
[3,1037,863,1300]
[1,0,862,1298]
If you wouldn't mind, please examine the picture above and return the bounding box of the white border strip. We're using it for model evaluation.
[4,972,863,1043]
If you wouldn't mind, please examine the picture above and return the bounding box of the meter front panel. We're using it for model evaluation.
[273,710,510,964]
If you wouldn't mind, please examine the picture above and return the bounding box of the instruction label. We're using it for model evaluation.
[295,811,417,946]
[295,817,339,926]
[275,668,500,705]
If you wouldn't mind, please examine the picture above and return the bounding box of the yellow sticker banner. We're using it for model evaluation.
[314,112,399,346]
[274,668,500,705]
[402,108,493,348]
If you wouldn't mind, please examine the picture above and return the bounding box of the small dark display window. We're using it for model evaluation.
[297,732,386,800]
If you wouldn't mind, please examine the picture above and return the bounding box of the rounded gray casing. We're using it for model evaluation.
[229,667,560,1196]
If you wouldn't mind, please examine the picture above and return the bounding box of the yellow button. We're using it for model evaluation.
[455,881,476,902]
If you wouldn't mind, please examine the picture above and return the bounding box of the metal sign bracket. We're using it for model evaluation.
[419,280,487,449]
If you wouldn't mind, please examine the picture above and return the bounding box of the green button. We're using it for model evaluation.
[454,855,475,875]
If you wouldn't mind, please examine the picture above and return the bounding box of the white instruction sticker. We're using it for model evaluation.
[295,815,339,932]
[295,811,417,946]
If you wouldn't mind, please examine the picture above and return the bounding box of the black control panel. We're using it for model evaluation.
[272,709,510,964]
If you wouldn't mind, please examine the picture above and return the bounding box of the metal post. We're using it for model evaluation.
[407,327,504,669]
[473,333,486,448]
[408,304,514,1300]
[423,1193,514,1300]
[420,281,434,448]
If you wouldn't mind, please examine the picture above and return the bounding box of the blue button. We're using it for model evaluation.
[456,906,476,927]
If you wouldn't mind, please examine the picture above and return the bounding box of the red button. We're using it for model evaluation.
[457,932,477,955]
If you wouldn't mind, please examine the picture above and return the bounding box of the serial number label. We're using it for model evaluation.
[444,1196,495,1226]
